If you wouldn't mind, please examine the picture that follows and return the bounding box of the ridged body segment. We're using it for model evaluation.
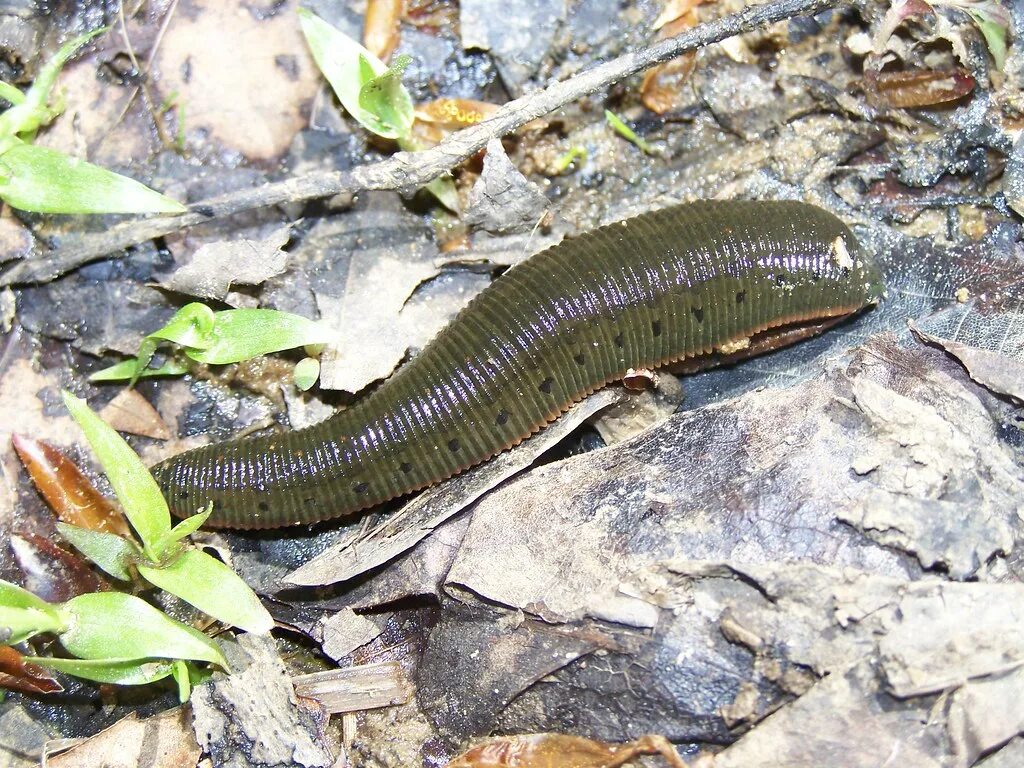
[153,201,882,528]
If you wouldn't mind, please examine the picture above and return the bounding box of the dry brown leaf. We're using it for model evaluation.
[865,68,975,109]
[641,52,697,114]
[11,435,132,536]
[445,733,687,768]
[48,709,201,768]
[99,389,171,441]
[0,647,63,695]
[653,0,704,31]
[152,0,319,160]
[364,0,405,61]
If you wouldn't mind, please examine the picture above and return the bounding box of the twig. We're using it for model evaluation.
[1,0,837,286]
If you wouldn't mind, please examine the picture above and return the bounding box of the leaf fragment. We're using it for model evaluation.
[0,142,186,215]
[11,434,132,537]
[60,592,228,667]
[62,393,171,558]
[137,549,273,634]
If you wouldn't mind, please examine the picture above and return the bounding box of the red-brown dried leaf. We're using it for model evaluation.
[364,0,405,62]
[12,435,132,537]
[0,647,63,695]
[865,68,975,108]
[11,533,109,603]
[445,733,687,768]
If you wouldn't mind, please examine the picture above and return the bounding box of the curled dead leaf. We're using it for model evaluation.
[865,68,975,108]
[12,435,133,537]
[642,5,704,114]
[0,647,63,695]
[641,52,698,114]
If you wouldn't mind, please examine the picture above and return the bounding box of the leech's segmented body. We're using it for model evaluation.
[153,201,882,528]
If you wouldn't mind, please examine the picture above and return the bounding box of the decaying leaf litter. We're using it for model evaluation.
[0,0,1022,766]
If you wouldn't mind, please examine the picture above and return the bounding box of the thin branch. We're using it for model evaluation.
[1,0,838,286]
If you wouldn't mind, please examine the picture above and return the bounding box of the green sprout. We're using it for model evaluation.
[297,8,458,212]
[552,146,588,174]
[604,109,656,156]
[0,394,277,700]
[90,302,333,386]
[58,393,274,636]
[0,28,185,215]
[1,580,224,701]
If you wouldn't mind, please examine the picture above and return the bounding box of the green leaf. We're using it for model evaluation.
[62,392,171,558]
[185,308,333,365]
[604,109,655,155]
[0,27,107,139]
[0,82,25,107]
[159,504,213,549]
[358,54,414,138]
[0,581,66,643]
[171,659,191,702]
[423,174,460,213]
[965,9,1008,69]
[55,523,138,582]
[60,592,227,667]
[293,357,320,391]
[297,8,412,140]
[137,549,273,635]
[149,303,217,349]
[0,142,186,214]
[89,356,189,383]
[26,656,175,687]
[552,146,587,174]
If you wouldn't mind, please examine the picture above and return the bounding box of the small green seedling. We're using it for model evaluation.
[0,28,184,214]
[297,8,458,211]
[90,302,333,385]
[58,393,274,636]
[0,393,276,697]
[552,146,588,174]
[293,356,321,391]
[0,579,223,701]
[604,109,656,156]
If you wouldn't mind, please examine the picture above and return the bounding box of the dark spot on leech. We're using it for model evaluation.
[736,290,746,304]
[776,274,788,286]
[539,377,554,394]
[496,410,509,425]
[614,333,624,348]
[400,461,413,473]
[305,497,318,506]
[258,501,269,512]
[574,352,586,365]
[448,439,461,453]
[354,481,369,494]
[691,306,704,323]
[652,320,662,337]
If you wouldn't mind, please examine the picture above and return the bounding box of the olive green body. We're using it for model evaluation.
[152,200,882,528]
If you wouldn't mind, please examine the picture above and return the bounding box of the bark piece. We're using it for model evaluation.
[190,634,332,768]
